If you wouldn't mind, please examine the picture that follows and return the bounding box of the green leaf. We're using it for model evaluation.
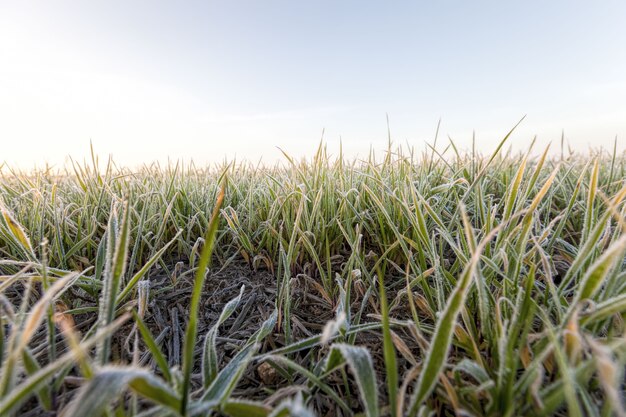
[0,315,129,415]
[249,309,278,345]
[63,366,181,416]
[0,206,35,259]
[580,293,626,326]
[326,343,379,417]
[378,272,398,417]
[202,285,245,388]
[407,206,500,415]
[221,399,271,417]
[571,234,626,307]
[181,180,226,415]
[116,230,183,304]
[21,348,52,411]
[97,201,132,365]
[268,393,316,417]
[133,311,172,382]
[200,342,259,404]
[263,355,351,413]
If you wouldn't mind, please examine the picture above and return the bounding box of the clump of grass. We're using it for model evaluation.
[0,136,625,416]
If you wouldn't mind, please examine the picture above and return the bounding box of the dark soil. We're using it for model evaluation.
[13,258,424,416]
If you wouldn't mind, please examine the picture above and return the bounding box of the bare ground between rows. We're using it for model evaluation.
[16,259,422,416]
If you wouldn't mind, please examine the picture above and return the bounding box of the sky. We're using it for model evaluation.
[1,1,625,170]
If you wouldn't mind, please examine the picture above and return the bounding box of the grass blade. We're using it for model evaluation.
[181,180,226,415]
[63,366,181,416]
[326,343,379,417]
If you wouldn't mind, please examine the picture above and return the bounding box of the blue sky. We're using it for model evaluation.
[1,1,625,168]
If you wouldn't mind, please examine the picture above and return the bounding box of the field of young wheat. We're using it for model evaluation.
[0,141,625,416]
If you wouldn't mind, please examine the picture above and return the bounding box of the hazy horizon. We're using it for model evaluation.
[2,1,626,169]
